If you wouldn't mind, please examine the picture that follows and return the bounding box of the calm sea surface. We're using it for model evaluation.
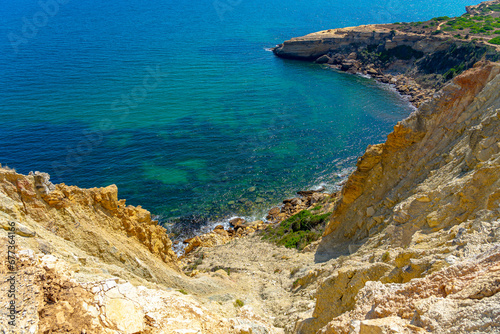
[0,0,481,232]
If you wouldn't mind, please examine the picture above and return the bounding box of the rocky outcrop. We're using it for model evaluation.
[293,61,500,333]
[273,20,500,107]
[0,169,279,333]
[3,6,500,333]
[0,244,273,334]
[318,245,500,333]
[466,0,500,15]
[266,190,335,224]
[272,26,445,61]
[318,61,500,258]
[0,169,179,280]
[181,190,335,258]
[272,26,444,106]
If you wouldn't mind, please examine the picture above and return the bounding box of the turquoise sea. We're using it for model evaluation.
[0,0,481,233]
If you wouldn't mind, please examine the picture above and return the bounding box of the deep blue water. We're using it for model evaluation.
[0,0,481,229]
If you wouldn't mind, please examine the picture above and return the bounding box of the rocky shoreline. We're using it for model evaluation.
[325,57,435,108]
[180,188,336,260]
[272,4,500,108]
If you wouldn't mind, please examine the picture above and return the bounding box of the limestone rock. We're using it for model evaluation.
[104,298,145,333]
[0,168,180,285]
[296,61,500,334]
[314,245,500,334]
[315,54,331,64]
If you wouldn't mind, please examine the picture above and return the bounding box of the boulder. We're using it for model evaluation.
[315,55,332,64]
[30,171,55,195]
[229,218,246,228]
[266,207,281,220]
[184,236,202,254]
[104,298,145,334]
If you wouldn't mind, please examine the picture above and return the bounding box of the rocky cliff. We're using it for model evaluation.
[273,4,500,107]
[272,26,445,61]
[293,61,500,334]
[2,61,500,333]
[3,3,500,333]
[0,170,278,333]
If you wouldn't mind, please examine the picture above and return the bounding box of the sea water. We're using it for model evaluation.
[0,0,481,232]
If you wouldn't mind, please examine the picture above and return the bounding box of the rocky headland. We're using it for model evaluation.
[273,1,500,107]
[2,1,500,334]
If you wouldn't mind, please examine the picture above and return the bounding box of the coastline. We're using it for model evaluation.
[272,5,500,108]
[2,1,500,333]
[180,0,500,258]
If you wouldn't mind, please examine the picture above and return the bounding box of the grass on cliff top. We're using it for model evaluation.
[261,208,330,250]
[388,2,500,41]
[489,36,500,45]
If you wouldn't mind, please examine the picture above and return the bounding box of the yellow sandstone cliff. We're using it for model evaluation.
[295,61,500,333]
[0,170,275,333]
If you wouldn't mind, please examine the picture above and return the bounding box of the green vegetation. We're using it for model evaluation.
[261,209,330,250]
[444,63,465,80]
[360,45,424,65]
[481,4,500,12]
[432,16,450,21]
[416,42,500,84]
[234,299,244,307]
[489,36,500,45]
[424,4,500,38]
[177,289,188,295]
[394,4,500,39]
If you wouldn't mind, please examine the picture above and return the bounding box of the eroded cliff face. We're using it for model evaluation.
[273,22,500,107]
[294,62,500,333]
[0,170,179,279]
[319,61,500,257]
[272,26,446,61]
[0,171,277,333]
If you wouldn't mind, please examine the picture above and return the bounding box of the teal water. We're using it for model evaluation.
[0,0,481,231]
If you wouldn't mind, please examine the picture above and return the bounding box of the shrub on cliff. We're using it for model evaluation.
[489,36,500,45]
[261,209,330,250]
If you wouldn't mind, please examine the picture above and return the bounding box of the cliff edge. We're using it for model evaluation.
[0,171,277,333]
[294,61,500,334]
